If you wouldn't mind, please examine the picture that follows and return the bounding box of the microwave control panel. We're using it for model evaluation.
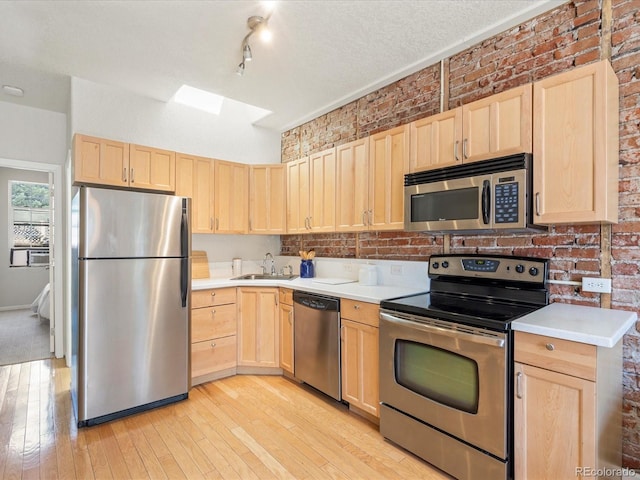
[494,181,519,224]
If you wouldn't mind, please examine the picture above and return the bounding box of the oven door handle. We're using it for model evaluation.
[380,312,506,348]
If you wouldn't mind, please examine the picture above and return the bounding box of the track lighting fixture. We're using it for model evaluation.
[236,9,273,76]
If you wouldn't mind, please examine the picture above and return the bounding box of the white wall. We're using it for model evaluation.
[69,77,281,164]
[0,167,50,308]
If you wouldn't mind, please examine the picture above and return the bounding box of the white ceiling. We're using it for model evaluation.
[0,0,565,132]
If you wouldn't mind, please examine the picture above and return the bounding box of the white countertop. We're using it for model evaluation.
[512,303,637,348]
[192,276,427,304]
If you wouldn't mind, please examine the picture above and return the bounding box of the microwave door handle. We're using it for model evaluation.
[482,180,491,225]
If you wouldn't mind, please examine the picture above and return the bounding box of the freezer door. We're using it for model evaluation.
[77,257,189,423]
[78,187,190,258]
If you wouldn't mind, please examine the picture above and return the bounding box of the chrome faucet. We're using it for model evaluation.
[263,252,276,275]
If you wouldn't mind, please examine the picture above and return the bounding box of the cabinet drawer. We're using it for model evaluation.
[192,287,236,308]
[279,288,293,306]
[192,303,237,343]
[191,335,237,378]
[514,331,596,381]
[341,299,379,328]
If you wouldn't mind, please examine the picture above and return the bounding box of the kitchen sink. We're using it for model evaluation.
[231,273,298,281]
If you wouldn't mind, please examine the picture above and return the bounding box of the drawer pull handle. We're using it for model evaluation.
[545,343,555,351]
[210,342,216,348]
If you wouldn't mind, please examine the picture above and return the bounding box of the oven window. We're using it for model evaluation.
[395,340,479,414]
[411,187,478,222]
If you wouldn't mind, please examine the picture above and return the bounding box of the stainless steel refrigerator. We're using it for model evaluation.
[71,186,191,427]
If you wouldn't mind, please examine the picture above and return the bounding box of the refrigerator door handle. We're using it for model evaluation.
[180,257,188,308]
[180,200,189,258]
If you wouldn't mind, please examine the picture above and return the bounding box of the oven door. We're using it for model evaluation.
[379,310,509,459]
[404,173,492,232]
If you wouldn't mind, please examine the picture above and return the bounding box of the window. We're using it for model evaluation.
[9,181,50,267]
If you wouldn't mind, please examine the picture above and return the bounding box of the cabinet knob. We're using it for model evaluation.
[545,343,555,351]
[211,292,216,297]
[210,342,216,348]
[211,309,216,316]
[354,305,360,310]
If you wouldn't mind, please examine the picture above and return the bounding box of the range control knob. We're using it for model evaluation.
[529,267,539,276]
[515,264,525,274]
[441,261,449,268]
[432,262,439,269]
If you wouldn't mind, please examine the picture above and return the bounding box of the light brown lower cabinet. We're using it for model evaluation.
[279,288,294,375]
[237,287,280,370]
[340,299,380,419]
[190,288,237,385]
[514,331,622,480]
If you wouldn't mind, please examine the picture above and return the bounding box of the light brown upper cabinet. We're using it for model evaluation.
[249,164,286,234]
[175,153,215,234]
[336,138,370,231]
[308,148,337,232]
[409,84,532,173]
[214,160,249,234]
[128,144,176,192]
[73,134,176,192]
[73,134,130,188]
[286,156,310,233]
[286,148,337,233]
[368,125,409,230]
[533,60,619,225]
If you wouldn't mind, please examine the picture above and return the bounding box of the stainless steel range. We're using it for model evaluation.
[379,254,549,480]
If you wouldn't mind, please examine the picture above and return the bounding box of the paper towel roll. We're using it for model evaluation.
[232,258,242,276]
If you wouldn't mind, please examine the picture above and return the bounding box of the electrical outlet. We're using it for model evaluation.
[582,277,612,293]
[343,263,354,272]
[391,265,402,275]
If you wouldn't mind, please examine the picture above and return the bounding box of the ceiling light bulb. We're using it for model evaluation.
[243,43,252,62]
[259,26,272,43]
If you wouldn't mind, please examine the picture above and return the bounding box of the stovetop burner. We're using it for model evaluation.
[381,254,549,332]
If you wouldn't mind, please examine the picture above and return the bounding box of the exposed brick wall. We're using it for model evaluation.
[280,0,640,467]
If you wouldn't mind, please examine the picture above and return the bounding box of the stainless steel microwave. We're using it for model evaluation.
[404,153,544,233]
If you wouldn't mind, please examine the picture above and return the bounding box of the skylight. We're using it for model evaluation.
[170,84,272,123]
[171,85,224,114]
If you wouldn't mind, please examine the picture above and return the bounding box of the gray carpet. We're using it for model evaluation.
[0,308,52,366]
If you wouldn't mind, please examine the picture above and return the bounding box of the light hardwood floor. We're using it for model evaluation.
[0,359,452,479]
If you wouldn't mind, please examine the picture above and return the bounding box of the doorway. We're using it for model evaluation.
[0,158,64,364]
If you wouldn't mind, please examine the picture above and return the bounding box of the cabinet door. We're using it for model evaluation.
[308,148,337,232]
[514,362,596,480]
[237,288,279,368]
[192,158,215,234]
[341,319,379,417]
[368,125,409,230]
[175,153,195,198]
[249,164,286,234]
[73,134,129,187]
[214,160,248,234]
[409,108,462,172]
[462,84,532,163]
[279,302,294,374]
[533,60,618,224]
[129,144,176,192]
[336,139,369,232]
[286,157,310,233]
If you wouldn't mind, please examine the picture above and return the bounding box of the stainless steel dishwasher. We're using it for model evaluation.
[293,291,341,401]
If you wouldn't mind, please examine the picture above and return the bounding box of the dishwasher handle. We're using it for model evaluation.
[293,291,340,311]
